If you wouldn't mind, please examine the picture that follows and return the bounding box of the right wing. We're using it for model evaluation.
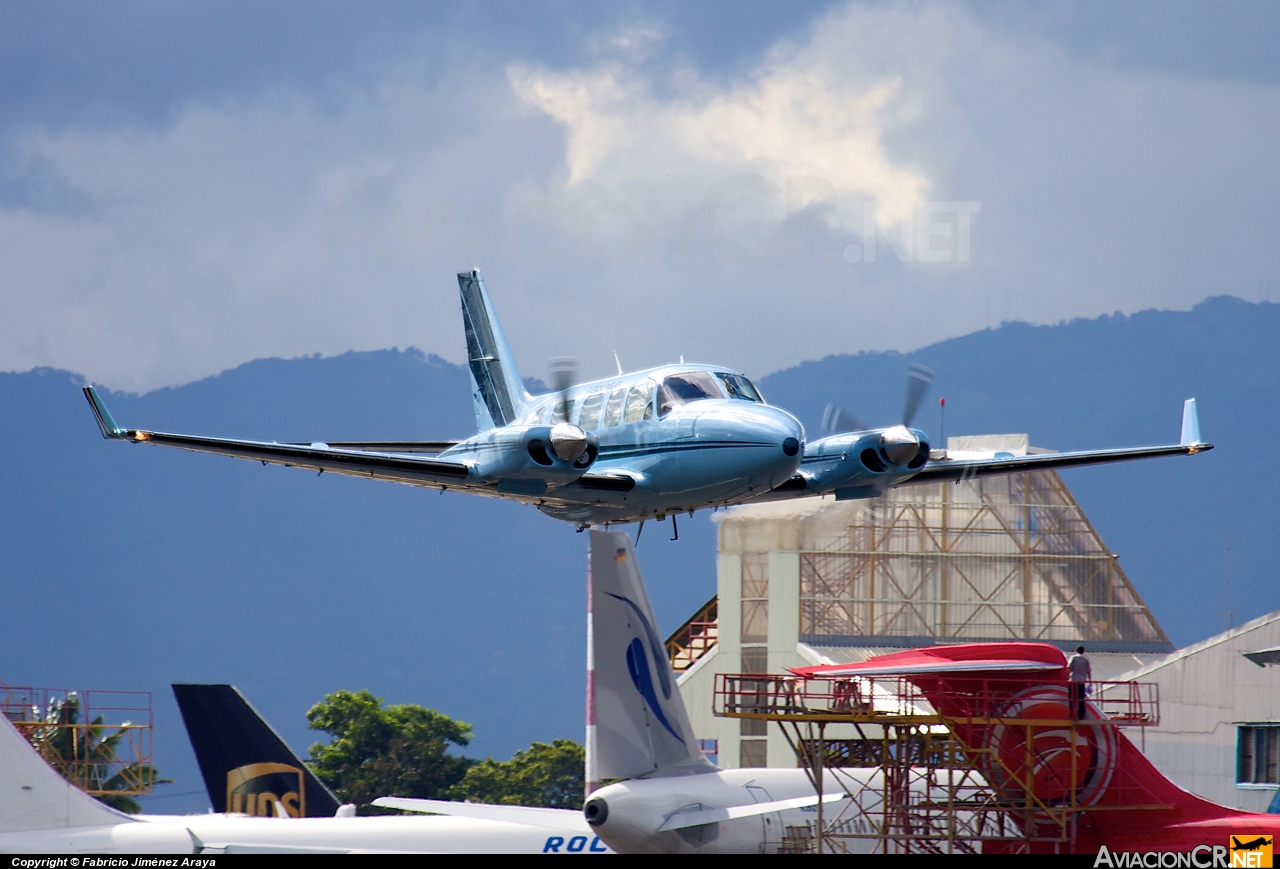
[84,386,471,489]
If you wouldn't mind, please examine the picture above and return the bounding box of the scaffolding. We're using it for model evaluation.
[714,671,1161,854]
[715,468,1171,650]
[0,685,155,798]
[667,595,719,672]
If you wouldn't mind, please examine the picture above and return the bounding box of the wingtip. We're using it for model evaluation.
[82,385,127,440]
[1180,397,1203,447]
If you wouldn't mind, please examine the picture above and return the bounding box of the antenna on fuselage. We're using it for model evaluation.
[613,351,623,376]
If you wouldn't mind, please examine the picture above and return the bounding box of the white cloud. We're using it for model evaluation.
[1,2,1278,393]
[509,49,931,226]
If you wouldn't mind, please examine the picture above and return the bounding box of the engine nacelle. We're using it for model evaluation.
[802,428,930,494]
[470,424,599,486]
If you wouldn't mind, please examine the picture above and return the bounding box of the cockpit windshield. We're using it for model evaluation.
[715,372,763,403]
[657,371,724,417]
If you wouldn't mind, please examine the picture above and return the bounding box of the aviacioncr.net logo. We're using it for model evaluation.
[1095,845,1229,867]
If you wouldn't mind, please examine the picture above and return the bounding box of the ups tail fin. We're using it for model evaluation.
[458,269,530,431]
[586,530,714,791]
[172,684,340,817]
[0,715,127,832]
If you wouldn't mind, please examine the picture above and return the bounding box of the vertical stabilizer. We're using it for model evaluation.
[458,269,530,431]
[173,684,340,817]
[586,531,714,783]
[0,715,128,832]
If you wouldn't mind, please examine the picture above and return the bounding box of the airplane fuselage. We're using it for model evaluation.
[0,813,609,855]
[440,363,806,525]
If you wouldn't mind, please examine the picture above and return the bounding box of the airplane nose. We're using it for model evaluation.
[686,402,804,469]
[732,404,805,467]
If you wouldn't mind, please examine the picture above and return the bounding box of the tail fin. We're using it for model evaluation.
[586,530,714,791]
[172,684,340,818]
[794,642,1241,846]
[0,715,127,832]
[458,269,530,431]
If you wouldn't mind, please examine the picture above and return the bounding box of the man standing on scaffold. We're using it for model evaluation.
[1067,645,1092,719]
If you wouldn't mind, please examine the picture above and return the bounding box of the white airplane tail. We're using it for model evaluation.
[586,531,715,792]
[0,714,129,833]
[457,269,531,432]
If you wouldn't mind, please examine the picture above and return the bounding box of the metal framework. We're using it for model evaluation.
[794,472,1170,648]
[0,685,155,797]
[667,595,719,672]
[714,672,1161,854]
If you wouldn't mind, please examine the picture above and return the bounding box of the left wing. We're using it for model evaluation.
[83,386,471,489]
[292,440,459,454]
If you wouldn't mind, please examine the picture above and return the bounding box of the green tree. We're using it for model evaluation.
[306,689,473,812]
[453,739,585,810]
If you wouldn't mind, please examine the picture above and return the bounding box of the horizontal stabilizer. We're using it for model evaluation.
[656,793,849,832]
[792,642,1067,680]
[371,797,586,830]
[794,658,1062,679]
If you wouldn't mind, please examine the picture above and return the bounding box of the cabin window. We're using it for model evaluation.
[602,388,627,428]
[623,382,655,424]
[1238,725,1280,784]
[550,398,576,424]
[716,372,763,403]
[520,404,548,425]
[578,393,605,430]
[657,372,724,417]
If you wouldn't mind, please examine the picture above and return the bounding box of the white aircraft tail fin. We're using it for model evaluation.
[0,715,129,833]
[586,530,714,792]
[457,269,531,432]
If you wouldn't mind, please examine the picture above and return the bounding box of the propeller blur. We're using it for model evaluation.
[82,269,1213,530]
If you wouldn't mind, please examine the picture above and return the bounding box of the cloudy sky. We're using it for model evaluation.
[3,1,1278,392]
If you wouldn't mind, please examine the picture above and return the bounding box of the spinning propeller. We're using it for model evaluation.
[547,357,593,466]
[821,363,934,466]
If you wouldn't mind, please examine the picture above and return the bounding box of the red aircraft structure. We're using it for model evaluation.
[793,643,1280,856]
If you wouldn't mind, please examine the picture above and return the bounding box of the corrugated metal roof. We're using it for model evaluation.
[1111,610,1280,681]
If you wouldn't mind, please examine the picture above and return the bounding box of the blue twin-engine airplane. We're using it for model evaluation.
[83,270,1212,531]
